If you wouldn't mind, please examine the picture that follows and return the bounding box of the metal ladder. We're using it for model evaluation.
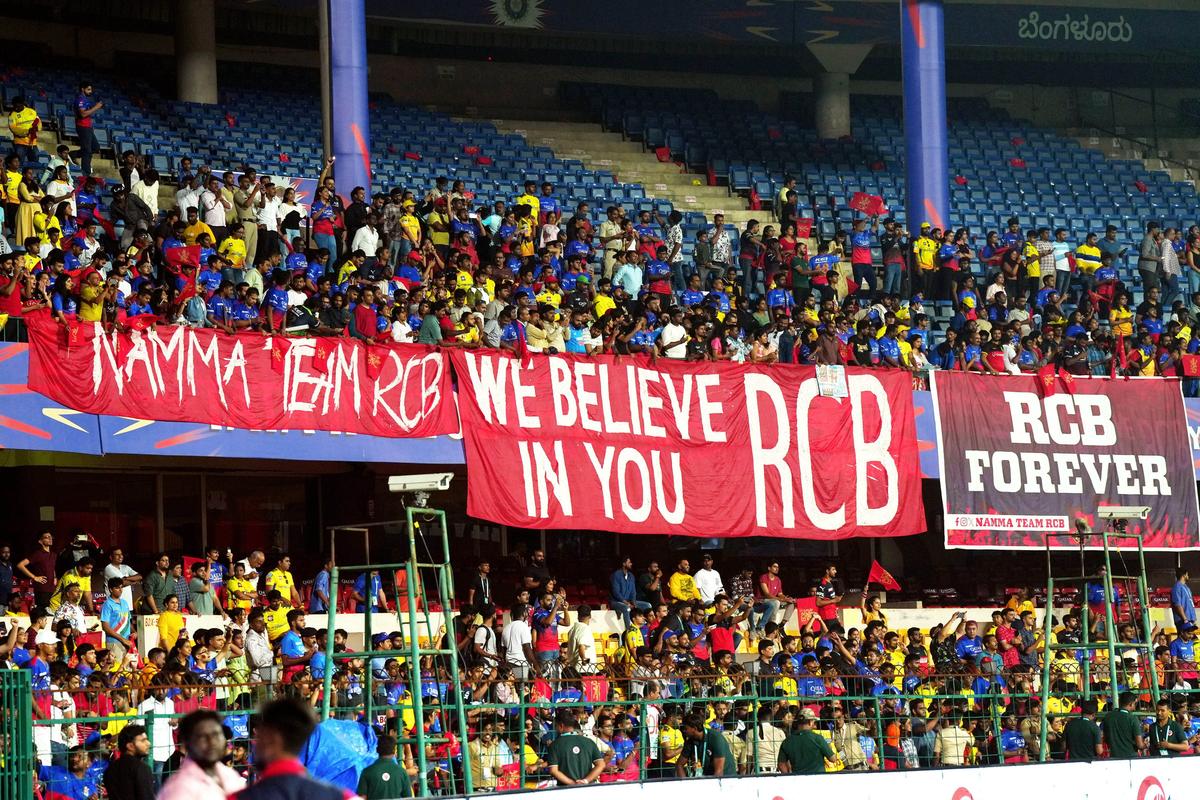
[319,506,473,796]
[1037,529,1159,761]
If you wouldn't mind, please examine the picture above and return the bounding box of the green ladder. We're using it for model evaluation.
[320,506,473,797]
[1037,528,1159,761]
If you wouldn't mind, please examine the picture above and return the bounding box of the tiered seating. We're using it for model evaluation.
[567,82,1200,273]
[0,70,671,221]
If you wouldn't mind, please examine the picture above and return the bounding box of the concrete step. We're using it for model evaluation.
[493,117,753,221]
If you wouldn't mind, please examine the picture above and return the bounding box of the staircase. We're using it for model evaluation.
[1068,128,1199,192]
[490,120,761,226]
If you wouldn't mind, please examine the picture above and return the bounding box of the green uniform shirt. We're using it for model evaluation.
[417,314,443,345]
[1102,708,1142,759]
[356,757,412,799]
[777,730,835,775]
[683,728,737,776]
[546,733,603,782]
[1148,719,1187,757]
[1063,717,1101,760]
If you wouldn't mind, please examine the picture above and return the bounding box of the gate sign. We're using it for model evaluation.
[932,371,1200,550]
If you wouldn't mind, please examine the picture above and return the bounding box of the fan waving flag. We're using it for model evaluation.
[867,560,901,591]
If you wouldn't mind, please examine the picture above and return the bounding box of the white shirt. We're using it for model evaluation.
[659,322,688,359]
[351,225,380,255]
[566,619,597,666]
[132,179,160,219]
[287,288,308,307]
[391,319,413,342]
[104,563,138,607]
[474,624,498,662]
[176,186,202,214]
[279,202,306,228]
[257,195,283,229]
[45,179,76,216]
[694,567,725,604]
[137,695,177,761]
[501,618,532,666]
[200,189,227,227]
[245,627,274,670]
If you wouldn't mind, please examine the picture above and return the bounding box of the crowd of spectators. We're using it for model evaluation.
[3,531,1200,798]
[6,95,1200,391]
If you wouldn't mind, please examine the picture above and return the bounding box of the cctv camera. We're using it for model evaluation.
[388,473,454,493]
[1097,505,1150,521]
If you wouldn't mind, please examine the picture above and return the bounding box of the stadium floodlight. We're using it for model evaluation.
[1097,505,1151,521]
[388,473,454,493]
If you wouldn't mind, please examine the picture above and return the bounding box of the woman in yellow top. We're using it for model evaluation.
[157,594,186,650]
[33,198,64,247]
[860,593,887,626]
[1108,293,1134,337]
[217,223,248,269]
[15,168,44,243]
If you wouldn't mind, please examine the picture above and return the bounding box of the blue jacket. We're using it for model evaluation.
[610,569,636,604]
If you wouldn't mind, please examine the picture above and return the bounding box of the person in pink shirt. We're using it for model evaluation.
[157,709,245,799]
[751,561,794,641]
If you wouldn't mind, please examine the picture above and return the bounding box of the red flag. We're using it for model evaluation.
[654,146,672,162]
[1182,354,1200,377]
[1037,363,1058,397]
[125,314,158,332]
[165,245,202,272]
[64,318,83,350]
[794,218,814,238]
[867,560,901,591]
[849,191,873,213]
[270,338,288,374]
[365,345,385,380]
[866,195,887,217]
[312,338,332,375]
[1060,371,1078,394]
[462,145,480,156]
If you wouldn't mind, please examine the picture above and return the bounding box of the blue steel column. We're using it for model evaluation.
[328,0,372,193]
[900,0,949,232]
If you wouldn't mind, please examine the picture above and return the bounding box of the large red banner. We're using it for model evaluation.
[24,313,458,438]
[933,371,1200,550]
[449,351,925,539]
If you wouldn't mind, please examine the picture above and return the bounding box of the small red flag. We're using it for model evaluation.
[1037,363,1057,396]
[849,191,873,213]
[794,218,814,238]
[365,345,385,380]
[270,338,288,374]
[867,560,901,591]
[125,313,158,332]
[1182,354,1200,377]
[1060,371,1078,394]
[312,338,332,375]
[165,245,202,272]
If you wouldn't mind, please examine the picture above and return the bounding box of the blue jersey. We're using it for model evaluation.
[264,287,290,315]
[232,301,258,321]
[766,288,794,309]
[681,289,706,307]
[208,295,234,324]
[196,269,223,296]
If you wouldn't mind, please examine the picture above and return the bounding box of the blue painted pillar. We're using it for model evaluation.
[328,0,372,194]
[900,0,949,233]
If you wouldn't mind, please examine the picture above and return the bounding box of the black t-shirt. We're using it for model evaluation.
[1136,300,1161,319]
[880,233,907,263]
[522,563,550,592]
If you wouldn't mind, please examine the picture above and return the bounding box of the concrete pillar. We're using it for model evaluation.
[901,0,950,233]
[815,72,851,140]
[175,0,219,105]
[806,43,872,141]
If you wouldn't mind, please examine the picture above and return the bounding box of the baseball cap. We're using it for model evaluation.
[1181,622,1197,632]
[35,628,57,646]
[798,708,818,722]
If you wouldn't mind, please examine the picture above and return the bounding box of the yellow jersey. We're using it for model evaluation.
[48,569,92,610]
[659,726,684,764]
[1024,242,1041,278]
[913,237,939,271]
[226,576,255,610]
[265,568,295,600]
[1075,243,1102,273]
[514,193,540,224]
[8,107,39,145]
[183,221,215,246]
[218,236,247,268]
[593,294,615,319]
[264,606,291,641]
[4,170,21,205]
[1109,307,1133,337]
